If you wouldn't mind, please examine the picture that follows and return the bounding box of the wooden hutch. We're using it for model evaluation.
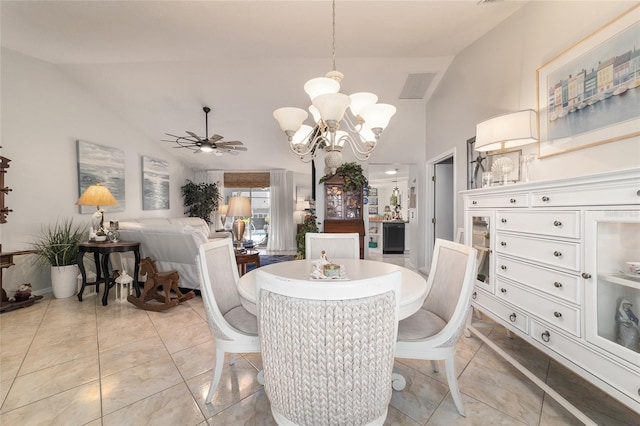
[323,174,365,259]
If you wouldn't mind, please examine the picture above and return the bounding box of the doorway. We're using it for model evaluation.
[425,148,456,271]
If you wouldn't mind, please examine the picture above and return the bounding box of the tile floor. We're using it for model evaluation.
[1,253,637,425]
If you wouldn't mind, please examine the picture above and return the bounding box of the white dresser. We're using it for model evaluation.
[462,168,640,413]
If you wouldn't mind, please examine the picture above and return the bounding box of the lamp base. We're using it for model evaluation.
[232,219,246,248]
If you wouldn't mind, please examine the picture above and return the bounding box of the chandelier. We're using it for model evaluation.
[272,0,396,174]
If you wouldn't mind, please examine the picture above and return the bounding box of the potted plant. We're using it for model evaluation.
[181,180,220,224]
[295,213,319,259]
[319,162,369,192]
[32,219,87,298]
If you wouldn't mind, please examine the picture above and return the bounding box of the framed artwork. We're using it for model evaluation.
[467,137,486,189]
[368,188,378,196]
[77,140,125,213]
[142,156,170,210]
[487,150,521,184]
[368,196,378,206]
[537,5,640,158]
[368,206,378,215]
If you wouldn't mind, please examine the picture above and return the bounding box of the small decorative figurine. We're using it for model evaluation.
[616,298,640,352]
[8,283,35,302]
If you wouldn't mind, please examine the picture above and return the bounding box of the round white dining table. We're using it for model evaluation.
[237,258,428,320]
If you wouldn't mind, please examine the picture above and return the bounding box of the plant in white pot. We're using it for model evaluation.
[32,219,87,298]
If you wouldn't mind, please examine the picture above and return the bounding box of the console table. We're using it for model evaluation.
[0,250,42,313]
[77,241,140,306]
[235,250,260,276]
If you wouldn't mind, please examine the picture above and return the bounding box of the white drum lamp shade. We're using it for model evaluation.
[475,109,538,152]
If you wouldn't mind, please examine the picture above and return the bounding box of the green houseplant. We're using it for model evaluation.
[319,162,369,192]
[181,180,220,224]
[32,219,87,298]
[295,213,319,259]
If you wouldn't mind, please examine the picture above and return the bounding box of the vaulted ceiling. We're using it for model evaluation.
[1,0,526,175]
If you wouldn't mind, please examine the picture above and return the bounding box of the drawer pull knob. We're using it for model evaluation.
[553,251,562,257]
[554,281,563,288]
[472,201,478,205]
[501,218,507,223]
[554,311,562,318]
[500,288,507,293]
[500,265,507,270]
[501,241,507,247]
[472,291,477,300]
[509,313,517,322]
[542,196,550,202]
[541,331,550,342]
[582,273,592,279]
[553,221,562,227]
[510,198,516,204]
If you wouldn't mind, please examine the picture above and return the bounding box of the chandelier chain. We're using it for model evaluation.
[331,0,336,72]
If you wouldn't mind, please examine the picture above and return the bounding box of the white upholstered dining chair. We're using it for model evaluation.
[256,269,402,425]
[394,239,477,416]
[196,238,260,404]
[305,232,360,259]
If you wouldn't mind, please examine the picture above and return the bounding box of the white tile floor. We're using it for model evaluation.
[1,253,637,425]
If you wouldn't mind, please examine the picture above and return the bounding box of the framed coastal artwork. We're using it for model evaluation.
[141,156,170,210]
[537,5,640,158]
[77,140,125,213]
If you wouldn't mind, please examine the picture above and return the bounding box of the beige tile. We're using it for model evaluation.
[186,356,263,418]
[543,360,639,425]
[208,388,275,425]
[389,361,450,424]
[98,317,159,351]
[2,355,99,412]
[19,332,98,375]
[99,335,170,377]
[150,308,205,331]
[384,406,421,426]
[30,320,97,349]
[171,339,217,380]
[457,345,544,425]
[0,381,101,426]
[0,356,21,383]
[0,378,12,409]
[145,300,198,321]
[103,382,205,426]
[101,355,183,414]
[485,326,550,381]
[157,318,212,354]
[426,392,527,425]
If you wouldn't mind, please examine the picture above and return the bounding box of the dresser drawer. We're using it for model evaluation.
[496,233,580,272]
[467,193,528,209]
[530,319,640,406]
[531,181,640,207]
[472,289,528,334]
[496,210,580,239]
[495,256,580,304]
[496,279,580,337]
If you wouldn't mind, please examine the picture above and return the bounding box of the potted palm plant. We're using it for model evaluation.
[32,219,87,298]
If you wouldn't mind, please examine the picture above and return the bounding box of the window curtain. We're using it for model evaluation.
[207,170,225,228]
[267,170,295,251]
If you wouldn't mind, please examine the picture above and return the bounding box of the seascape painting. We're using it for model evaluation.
[77,140,125,213]
[142,156,170,210]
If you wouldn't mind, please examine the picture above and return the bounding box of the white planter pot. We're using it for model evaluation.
[51,265,79,299]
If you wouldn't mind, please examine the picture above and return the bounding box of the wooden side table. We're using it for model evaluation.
[77,241,140,306]
[235,250,260,276]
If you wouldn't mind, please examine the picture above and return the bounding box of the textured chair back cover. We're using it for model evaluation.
[256,269,401,426]
[305,232,360,260]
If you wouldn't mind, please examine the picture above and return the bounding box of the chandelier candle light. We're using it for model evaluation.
[273,0,396,173]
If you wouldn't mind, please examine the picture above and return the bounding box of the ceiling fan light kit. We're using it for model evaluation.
[163,106,247,156]
[272,0,396,174]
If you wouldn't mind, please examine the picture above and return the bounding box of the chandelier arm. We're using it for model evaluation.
[288,133,326,158]
[341,133,377,157]
[343,136,375,161]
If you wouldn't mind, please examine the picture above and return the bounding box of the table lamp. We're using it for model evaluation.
[76,183,118,233]
[218,204,228,229]
[227,196,251,249]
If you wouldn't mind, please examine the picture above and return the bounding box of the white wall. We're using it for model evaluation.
[1,49,193,293]
[419,1,640,270]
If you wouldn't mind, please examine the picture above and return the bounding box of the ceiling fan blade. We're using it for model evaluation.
[216,140,244,146]
[227,146,248,151]
[186,131,204,141]
[208,134,224,143]
[165,133,185,139]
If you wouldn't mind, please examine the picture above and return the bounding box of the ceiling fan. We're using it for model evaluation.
[162,107,247,156]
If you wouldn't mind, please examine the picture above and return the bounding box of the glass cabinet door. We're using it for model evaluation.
[585,210,640,365]
[325,185,343,219]
[345,190,362,219]
[467,211,494,293]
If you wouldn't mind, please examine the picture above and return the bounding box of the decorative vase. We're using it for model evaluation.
[51,265,79,298]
